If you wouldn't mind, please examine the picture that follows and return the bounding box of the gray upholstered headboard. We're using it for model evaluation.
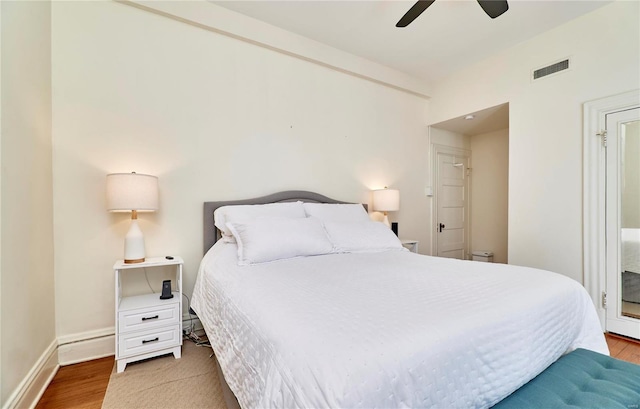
[203,190,367,255]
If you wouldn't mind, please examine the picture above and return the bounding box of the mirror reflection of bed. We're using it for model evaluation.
[622,229,640,319]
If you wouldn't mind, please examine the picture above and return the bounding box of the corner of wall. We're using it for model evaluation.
[1,1,57,407]
[2,341,58,409]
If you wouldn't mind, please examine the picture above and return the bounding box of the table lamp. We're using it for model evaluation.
[372,187,399,228]
[106,172,159,263]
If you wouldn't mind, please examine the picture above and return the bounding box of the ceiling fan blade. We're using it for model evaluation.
[396,0,436,28]
[477,0,509,19]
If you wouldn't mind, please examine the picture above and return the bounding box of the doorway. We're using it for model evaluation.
[605,108,640,338]
[433,144,471,259]
[584,90,640,338]
[429,103,509,261]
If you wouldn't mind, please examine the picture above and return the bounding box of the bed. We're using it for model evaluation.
[622,228,640,303]
[191,191,608,409]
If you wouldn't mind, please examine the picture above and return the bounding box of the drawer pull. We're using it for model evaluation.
[142,337,159,344]
[141,315,159,321]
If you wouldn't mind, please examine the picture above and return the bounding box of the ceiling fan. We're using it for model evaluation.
[396,0,509,27]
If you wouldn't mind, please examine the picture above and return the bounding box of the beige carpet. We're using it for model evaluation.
[102,341,226,409]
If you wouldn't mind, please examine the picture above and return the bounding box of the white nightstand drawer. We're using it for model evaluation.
[118,324,181,358]
[118,303,180,333]
[114,257,183,372]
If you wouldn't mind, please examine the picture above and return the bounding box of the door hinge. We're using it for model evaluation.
[596,130,607,147]
[602,291,607,308]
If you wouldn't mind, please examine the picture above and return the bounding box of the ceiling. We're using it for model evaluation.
[212,0,611,83]
[431,103,509,135]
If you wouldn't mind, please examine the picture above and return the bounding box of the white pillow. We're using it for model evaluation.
[303,203,370,223]
[214,202,306,241]
[227,217,333,265]
[323,221,405,253]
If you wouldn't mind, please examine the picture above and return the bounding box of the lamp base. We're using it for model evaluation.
[382,213,391,228]
[124,218,146,263]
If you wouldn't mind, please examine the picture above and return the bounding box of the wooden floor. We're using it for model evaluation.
[605,332,640,364]
[35,355,114,409]
[35,333,640,408]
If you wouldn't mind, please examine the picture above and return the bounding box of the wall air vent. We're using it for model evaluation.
[532,58,570,81]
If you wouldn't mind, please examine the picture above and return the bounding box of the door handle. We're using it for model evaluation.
[439,223,445,232]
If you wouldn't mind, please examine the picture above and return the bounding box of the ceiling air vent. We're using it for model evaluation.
[532,58,570,80]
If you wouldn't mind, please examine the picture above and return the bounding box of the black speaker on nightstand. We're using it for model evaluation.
[391,222,399,236]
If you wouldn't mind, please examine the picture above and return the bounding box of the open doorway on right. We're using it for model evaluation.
[430,102,509,263]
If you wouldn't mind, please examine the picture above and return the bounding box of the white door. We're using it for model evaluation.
[605,107,640,339]
[433,144,471,259]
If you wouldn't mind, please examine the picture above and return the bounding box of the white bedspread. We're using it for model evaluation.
[622,228,640,274]
[192,243,608,409]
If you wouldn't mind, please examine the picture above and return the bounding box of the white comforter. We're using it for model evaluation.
[622,228,640,274]
[192,243,608,409]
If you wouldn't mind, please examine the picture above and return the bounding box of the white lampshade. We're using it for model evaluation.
[106,172,158,264]
[372,188,399,228]
[372,188,400,212]
[106,173,159,212]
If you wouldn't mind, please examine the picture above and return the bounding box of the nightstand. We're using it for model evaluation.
[401,240,419,253]
[114,256,183,373]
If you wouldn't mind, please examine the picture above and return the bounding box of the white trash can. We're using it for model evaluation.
[472,251,494,262]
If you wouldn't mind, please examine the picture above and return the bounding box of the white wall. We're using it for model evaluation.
[51,1,430,341]
[430,127,470,150]
[470,129,508,263]
[1,1,56,406]
[428,0,640,283]
[126,1,431,98]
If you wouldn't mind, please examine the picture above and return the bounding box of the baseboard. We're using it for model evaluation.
[3,339,58,409]
[57,316,202,365]
[58,334,116,366]
[3,315,204,408]
[56,326,115,346]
